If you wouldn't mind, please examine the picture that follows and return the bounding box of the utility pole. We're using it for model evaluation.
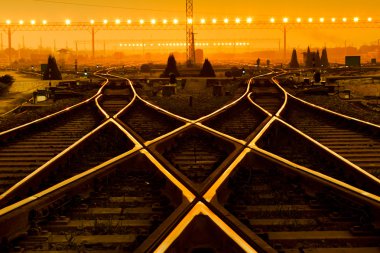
[8,27,12,65]
[345,40,347,56]
[283,25,287,62]
[91,27,95,59]
[103,40,106,62]
[75,41,78,58]
[186,0,195,65]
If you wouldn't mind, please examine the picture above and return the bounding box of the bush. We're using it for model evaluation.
[0,74,15,85]
[0,74,15,95]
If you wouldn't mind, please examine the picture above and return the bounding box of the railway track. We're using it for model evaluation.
[256,120,380,196]
[282,95,380,179]
[132,78,248,120]
[202,99,268,141]
[98,78,133,117]
[118,99,185,142]
[249,77,285,115]
[152,126,240,193]
[0,103,102,197]
[8,154,183,252]
[215,152,380,253]
[0,71,379,252]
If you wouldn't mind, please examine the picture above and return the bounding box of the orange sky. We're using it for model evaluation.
[2,0,380,55]
[4,0,380,19]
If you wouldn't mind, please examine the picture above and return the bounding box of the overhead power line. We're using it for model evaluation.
[33,0,181,13]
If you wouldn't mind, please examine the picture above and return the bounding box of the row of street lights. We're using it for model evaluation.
[3,16,375,26]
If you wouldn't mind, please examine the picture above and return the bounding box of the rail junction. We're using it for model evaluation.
[0,70,379,252]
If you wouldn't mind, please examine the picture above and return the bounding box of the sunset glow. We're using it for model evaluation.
[0,0,378,64]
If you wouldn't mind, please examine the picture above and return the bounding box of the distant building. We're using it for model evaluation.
[195,49,204,65]
[345,56,361,67]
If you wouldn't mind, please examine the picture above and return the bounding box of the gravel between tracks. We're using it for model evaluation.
[136,80,247,120]
[285,88,380,125]
[0,89,99,132]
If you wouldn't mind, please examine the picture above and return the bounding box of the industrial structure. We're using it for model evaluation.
[186,0,196,65]
[0,16,379,64]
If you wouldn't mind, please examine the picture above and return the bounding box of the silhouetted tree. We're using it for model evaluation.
[161,54,180,77]
[305,46,312,68]
[321,48,330,68]
[43,55,62,80]
[169,73,177,84]
[289,49,300,68]
[256,58,261,67]
[266,59,270,66]
[315,50,321,68]
[200,58,216,77]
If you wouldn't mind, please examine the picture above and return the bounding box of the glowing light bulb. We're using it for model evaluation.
[283,17,289,23]
[296,17,302,23]
[115,19,121,24]
[212,18,217,24]
[235,18,240,23]
[308,17,313,23]
[200,18,206,24]
[173,18,178,24]
[246,17,252,23]
[223,18,229,23]
[65,19,71,25]
[19,20,24,25]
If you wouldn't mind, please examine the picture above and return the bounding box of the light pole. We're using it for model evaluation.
[6,20,12,66]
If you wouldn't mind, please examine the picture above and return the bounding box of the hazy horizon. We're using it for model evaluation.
[1,0,380,54]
